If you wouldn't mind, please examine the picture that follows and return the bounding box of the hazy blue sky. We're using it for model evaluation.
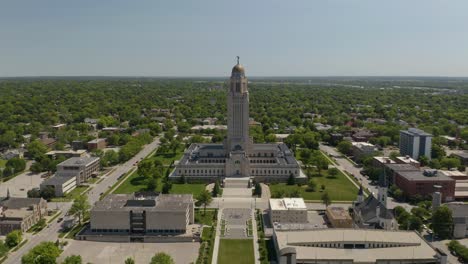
[1,0,467,77]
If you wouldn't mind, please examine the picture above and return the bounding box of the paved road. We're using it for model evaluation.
[4,137,161,264]
[4,202,72,264]
[319,143,414,211]
[88,137,161,205]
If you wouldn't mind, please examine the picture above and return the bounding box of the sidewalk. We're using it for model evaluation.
[211,208,223,264]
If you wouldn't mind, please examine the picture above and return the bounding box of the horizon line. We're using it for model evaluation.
[2,75,468,79]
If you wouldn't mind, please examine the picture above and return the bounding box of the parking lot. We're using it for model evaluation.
[58,240,200,264]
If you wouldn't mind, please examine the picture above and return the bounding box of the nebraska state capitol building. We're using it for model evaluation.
[170,58,306,183]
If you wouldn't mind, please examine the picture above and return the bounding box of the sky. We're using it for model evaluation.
[1,0,467,77]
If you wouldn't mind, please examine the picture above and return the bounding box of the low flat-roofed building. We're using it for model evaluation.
[452,151,468,166]
[273,229,445,264]
[351,142,377,162]
[438,170,467,180]
[325,207,353,228]
[446,203,468,238]
[46,150,87,159]
[394,170,455,202]
[56,157,100,185]
[273,229,446,264]
[383,163,421,184]
[269,198,307,224]
[372,157,396,168]
[275,134,291,143]
[87,138,106,150]
[40,175,77,197]
[52,124,66,130]
[0,197,47,235]
[86,193,194,242]
[395,155,421,168]
[190,124,227,131]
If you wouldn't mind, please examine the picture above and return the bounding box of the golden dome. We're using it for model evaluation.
[232,56,245,75]
[232,63,245,74]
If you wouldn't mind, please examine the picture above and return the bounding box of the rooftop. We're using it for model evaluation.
[58,157,99,167]
[401,128,432,137]
[452,151,468,159]
[326,207,351,220]
[88,138,106,143]
[92,193,193,212]
[0,197,44,210]
[270,198,306,211]
[384,163,420,172]
[46,150,86,155]
[395,156,420,164]
[275,229,439,262]
[397,170,454,182]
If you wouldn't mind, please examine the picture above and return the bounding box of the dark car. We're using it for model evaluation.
[57,218,63,223]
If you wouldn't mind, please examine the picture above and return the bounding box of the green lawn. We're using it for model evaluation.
[170,183,205,195]
[218,239,255,264]
[149,150,184,166]
[113,170,162,194]
[195,209,216,226]
[269,169,358,201]
[51,186,89,202]
[0,159,6,168]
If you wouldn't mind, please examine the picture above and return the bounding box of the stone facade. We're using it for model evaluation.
[170,59,305,184]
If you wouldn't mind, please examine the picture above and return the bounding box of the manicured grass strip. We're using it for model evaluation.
[47,210,62,224]
[51,185,90,202]
[218,239,255,264]
[269,167,358,201]
[65,223,87,239]
[170,183,205,195]
[0,160,6,168]
[195,209,216,226]
[12,239,28,252]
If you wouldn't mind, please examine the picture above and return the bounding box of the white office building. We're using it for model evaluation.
[399,128,432,160]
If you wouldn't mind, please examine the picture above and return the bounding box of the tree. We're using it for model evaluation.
[313,155,329,175]
[196,190,212,215]
[124,258,135,264]
[321,191,331,207]
[212,180,221,197]
[5,230,22,248]
[30,162,44,174]
[307,179,317,192]
[253,182,262,197]
[408,215,423,232]
[432,206,453,239]
[62,255,82,264]
[0,240,8,258]
[69,195,91,225]
[21,241,61,264]
[440,157,461,170]
[327,167,339,178]
[162,181,172,194]
[337,140,352,156]
[146,176,158,191]
[6,158,26,173]
[287,173,296,185]
[27,140,48,161]
[150,252,175,264]
[41,185,55,200]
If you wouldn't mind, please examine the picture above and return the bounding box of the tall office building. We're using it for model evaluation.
[399,128,432,160]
